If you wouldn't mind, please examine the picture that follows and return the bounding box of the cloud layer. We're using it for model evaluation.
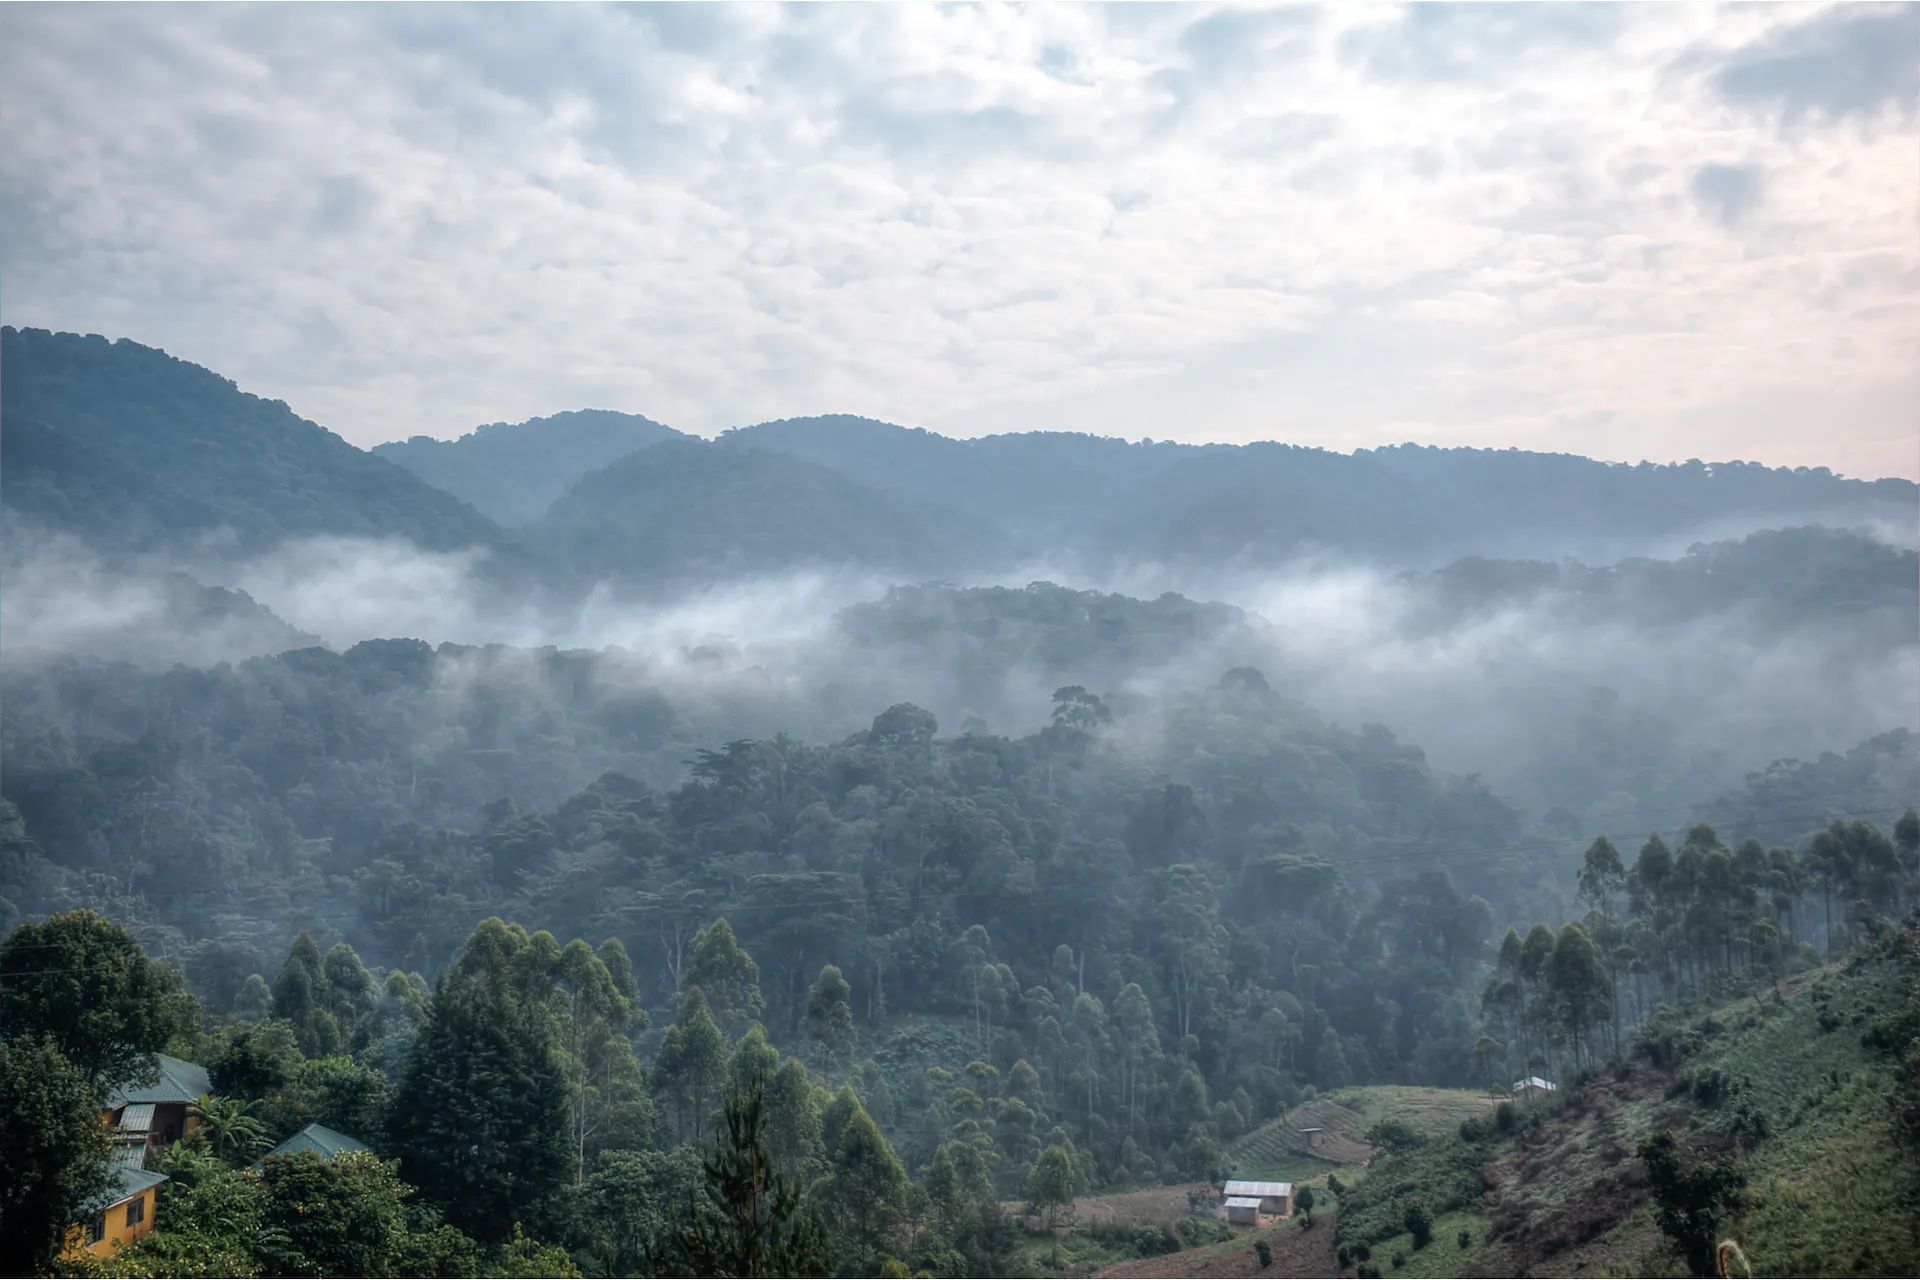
[3,2,1915,475]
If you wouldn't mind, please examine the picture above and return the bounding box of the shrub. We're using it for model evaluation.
[1493,1102,1515,1133]
[1458,1229,1472,1249]
[1337,1245,1352,1267]
[1357,1268,1380,1279]
[1403,1203,1433,1249]
[1254,1239,1272,1268]
[1392,1252,1407,1269]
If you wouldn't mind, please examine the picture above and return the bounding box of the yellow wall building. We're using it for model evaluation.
[66,1165,166,1260]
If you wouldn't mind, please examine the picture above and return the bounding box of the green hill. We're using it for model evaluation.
[373,408,688,526]
[1332,924,1920,1278]
[1,326,511,555]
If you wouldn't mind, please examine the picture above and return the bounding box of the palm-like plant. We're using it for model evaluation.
[189,1094,271,1159]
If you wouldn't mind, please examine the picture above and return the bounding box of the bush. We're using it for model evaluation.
[1493,1102,1515,1133]
[1457,1229,1472,1249]
[1254,1239,1272,1268]
[1357,1268,1380,1279]
[1366,1119,1426,1153]
[1392,1252,1407,1269]
[1403,1203,1433,1249]
[1337,1245,1352,1267]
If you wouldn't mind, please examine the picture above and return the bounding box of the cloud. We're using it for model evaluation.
[1709,2,1920,124]
[0,3,1914,478]
[1690,162,1766,226]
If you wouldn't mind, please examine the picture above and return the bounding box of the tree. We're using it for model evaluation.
[583,1146,707,1277]
[685,918,766,1038]
[757,1058,824,1182]
[1296,1185,1316,1224]
[254,1151,412,1277]
[1403,1202,1433,1249]
[1547,923,1612,1071]
[1577,837,1626,920]
[1639,1130,1746,1277]
[656,989,728,1144]
[0,1035,113,1275]
[0,909,196,1091]
[676,1077,827,1278]
[815,1101,908,1271]
[804,964,855,1082]
[1026,1144,1079,1265]
[210,1019,303,1100]
[189,1094,271,1160]
[391,920,573,1242]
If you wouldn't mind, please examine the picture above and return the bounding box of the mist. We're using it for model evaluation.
[9,521,1912,834]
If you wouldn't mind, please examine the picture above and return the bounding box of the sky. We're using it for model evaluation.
[2,2,1916,478]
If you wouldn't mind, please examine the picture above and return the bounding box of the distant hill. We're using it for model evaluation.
[0,327,511,555]
[529,438,948,586]
[373,409,688,526]
[729,416,1917,571]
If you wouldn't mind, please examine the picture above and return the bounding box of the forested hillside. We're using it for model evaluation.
[0,328,510,556]
[373,410,688,527]
[1,324,1916,1279]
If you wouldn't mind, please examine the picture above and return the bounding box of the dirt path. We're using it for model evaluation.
[1095,1212,1342,1279]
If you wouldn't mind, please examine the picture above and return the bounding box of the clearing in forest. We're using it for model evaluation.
[1230,1085,1495,1179]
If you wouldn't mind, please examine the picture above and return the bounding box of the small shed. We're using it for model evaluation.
[1299,1126,1328,1149]
[1224,1196,1265,1226]
[1222,1179,1294,1219]
[1511,1075,1558,1104]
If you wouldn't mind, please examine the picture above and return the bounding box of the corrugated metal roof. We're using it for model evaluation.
[110,1142,148,1171]
[105,1054,213,1107]
[82,1166,167,1215]
[1224,1197,1264,1209]
[1223,1180,1293,1198]
[117,1103,156,1132]
[251,1122,373,1170]
[1512,1076,1557,1091]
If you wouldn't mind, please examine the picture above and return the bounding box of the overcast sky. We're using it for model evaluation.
[3,3,1915,477]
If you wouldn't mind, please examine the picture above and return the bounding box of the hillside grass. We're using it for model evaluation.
[1231,1085,1493,1180]
[1332,935,1920,1279]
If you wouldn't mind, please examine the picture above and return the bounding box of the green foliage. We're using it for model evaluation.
[0,1035,114,1275]
[187,1095,271,1161]
[1403,1202,1433,1249]
[0,909,197,1090]
[1638,1130,1747,1277]
[390,920,574,1242]
[804,964,855,1081]
[675,1078,827,1278]
[814,1100,908,1272]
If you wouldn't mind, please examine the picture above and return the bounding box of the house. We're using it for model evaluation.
[66,1154,167,1260]
[103,1053,214,1151]
[1511,1075,1558,1104]
[251,1122,372,1170]
[1221,1179,1293,1220]
[1224,1196,1266,1226]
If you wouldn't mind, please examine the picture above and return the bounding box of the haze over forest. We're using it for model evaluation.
[2,4,1917,1280]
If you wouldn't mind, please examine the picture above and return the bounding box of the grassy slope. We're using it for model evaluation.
[1335,933,1920,1279]
[1232,1086,1495,1181]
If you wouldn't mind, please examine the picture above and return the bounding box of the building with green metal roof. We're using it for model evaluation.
[102,1052,214,1153]
[251,1122,373,1170]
